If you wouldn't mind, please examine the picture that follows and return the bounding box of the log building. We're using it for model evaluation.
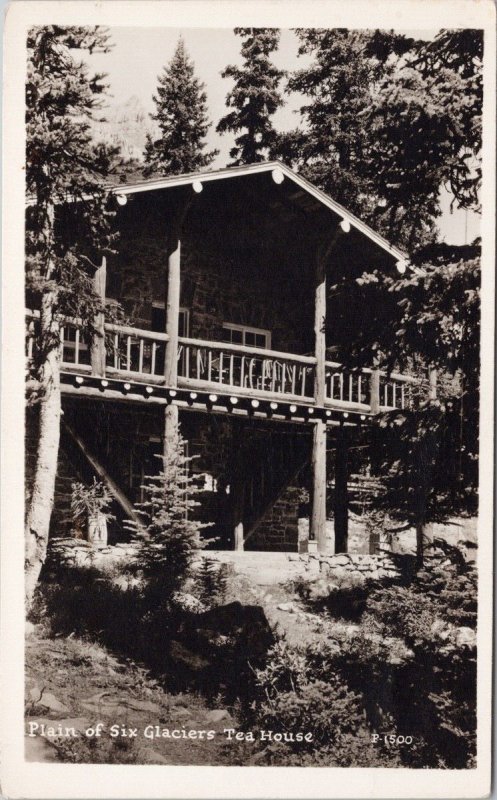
[26,162,423,554]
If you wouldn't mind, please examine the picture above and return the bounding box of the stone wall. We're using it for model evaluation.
[107,227,312,354]
[247,484,303,552]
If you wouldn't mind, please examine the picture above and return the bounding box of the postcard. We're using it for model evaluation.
[1,0,495,797]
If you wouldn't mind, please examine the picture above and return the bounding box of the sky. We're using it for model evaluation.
[88,27,480,246]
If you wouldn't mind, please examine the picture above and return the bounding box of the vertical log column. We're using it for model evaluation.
[163,226,181,456]
[334,425,349,552]
[90,256,107,377]
[311,252,328,553]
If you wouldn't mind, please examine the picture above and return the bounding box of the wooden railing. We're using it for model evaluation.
[177,336,316,400]
[26,312,423,412]
[105,323,168,378]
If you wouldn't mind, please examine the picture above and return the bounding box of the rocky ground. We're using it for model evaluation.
[25,624,256,766]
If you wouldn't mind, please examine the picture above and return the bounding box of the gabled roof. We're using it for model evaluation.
[111,161,407,265]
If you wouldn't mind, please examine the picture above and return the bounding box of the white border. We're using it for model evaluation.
[2,2,495,798]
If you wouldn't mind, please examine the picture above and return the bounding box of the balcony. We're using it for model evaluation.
[26,314,422,415]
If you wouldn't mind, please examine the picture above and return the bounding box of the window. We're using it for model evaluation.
[151,303,189,336]
[222,323,271,350]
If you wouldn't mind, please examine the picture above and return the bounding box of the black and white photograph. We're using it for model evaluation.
[1,1,495,797]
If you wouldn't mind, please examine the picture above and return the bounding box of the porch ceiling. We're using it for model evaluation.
[111,162,406,282]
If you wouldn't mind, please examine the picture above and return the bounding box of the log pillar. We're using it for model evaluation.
[90,256,107,377]
[370,367,381,414]
[311,419,327,553]
[310,247,328,552]
[334,425,349,553]
[163,206,185,453]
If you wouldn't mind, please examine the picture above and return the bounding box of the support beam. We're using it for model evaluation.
[334,425,349,553]
[311,419,327,553]
[63,420,142,526]
[429,367,438,402]
[164,237,181,388]
[370,367,381,414]
[314,255,327,406]
[90,256,107,377]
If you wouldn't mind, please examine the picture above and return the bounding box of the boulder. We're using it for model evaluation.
[29,690,69,715]
[455,627,477,648]
[276,602,295,612]
[204,709,232,723]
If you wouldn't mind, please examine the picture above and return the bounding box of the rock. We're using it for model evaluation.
[276,602,295,612]
[125,699,162,714]
[288,554,299,562]
[204,709,231,723]
[172,708,192,719]
[331,555,350,566]
[455,627,476,648]
[29,690,69,715]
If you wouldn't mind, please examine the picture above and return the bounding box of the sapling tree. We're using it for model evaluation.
[129,423,209,604]
[25,26,116,606]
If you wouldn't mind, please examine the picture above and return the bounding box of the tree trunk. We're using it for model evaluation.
[25,289,61,608]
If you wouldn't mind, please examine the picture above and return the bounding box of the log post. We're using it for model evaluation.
[311,419,327,553]
[163,198,190,453]
[429,367,438,402]
[370,367,381,414]
[334,425,348,553]
[90,256,107,377]
[310,246,328,552]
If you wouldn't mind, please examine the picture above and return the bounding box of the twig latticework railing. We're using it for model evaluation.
[25,312,422,413]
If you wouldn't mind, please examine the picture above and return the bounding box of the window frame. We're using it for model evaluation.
[222,322,272,350]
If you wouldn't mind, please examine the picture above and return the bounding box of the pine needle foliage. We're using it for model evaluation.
[129,424,209,602]
[143,38,218,177]
[217,28,285,166]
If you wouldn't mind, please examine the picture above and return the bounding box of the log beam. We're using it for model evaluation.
[90,256,107,377]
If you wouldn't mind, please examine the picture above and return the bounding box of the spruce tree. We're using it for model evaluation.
[25,26,115,606]
[129,424,208,605]
[217,28,285,165]
[143,38,218,177]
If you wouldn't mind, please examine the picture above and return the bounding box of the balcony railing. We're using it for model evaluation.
[26,313,421,413]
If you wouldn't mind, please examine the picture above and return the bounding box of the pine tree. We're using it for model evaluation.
[25,26,115,606]
[129,424,208,604]
[281,28,482,250]
[217,28,285,165]
[143,39,218,177]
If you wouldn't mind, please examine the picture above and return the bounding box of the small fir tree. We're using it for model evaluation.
[217,28,285,165]
[143,38,218,177]
[129,424,208,603]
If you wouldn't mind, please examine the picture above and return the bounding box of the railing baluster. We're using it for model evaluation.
[126,335,131,371]
[339,373,344,401]
[138,339,144,374]
[75,329,80,366]
[208,349,212,382]
[151,342,157,375]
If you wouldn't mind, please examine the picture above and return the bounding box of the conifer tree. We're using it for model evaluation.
[143,39,218,177]
[217,28,285,165]
[25,26,116,606]
[129,424,208,605]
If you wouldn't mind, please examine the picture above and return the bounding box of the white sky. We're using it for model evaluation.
[88,27,480,246]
